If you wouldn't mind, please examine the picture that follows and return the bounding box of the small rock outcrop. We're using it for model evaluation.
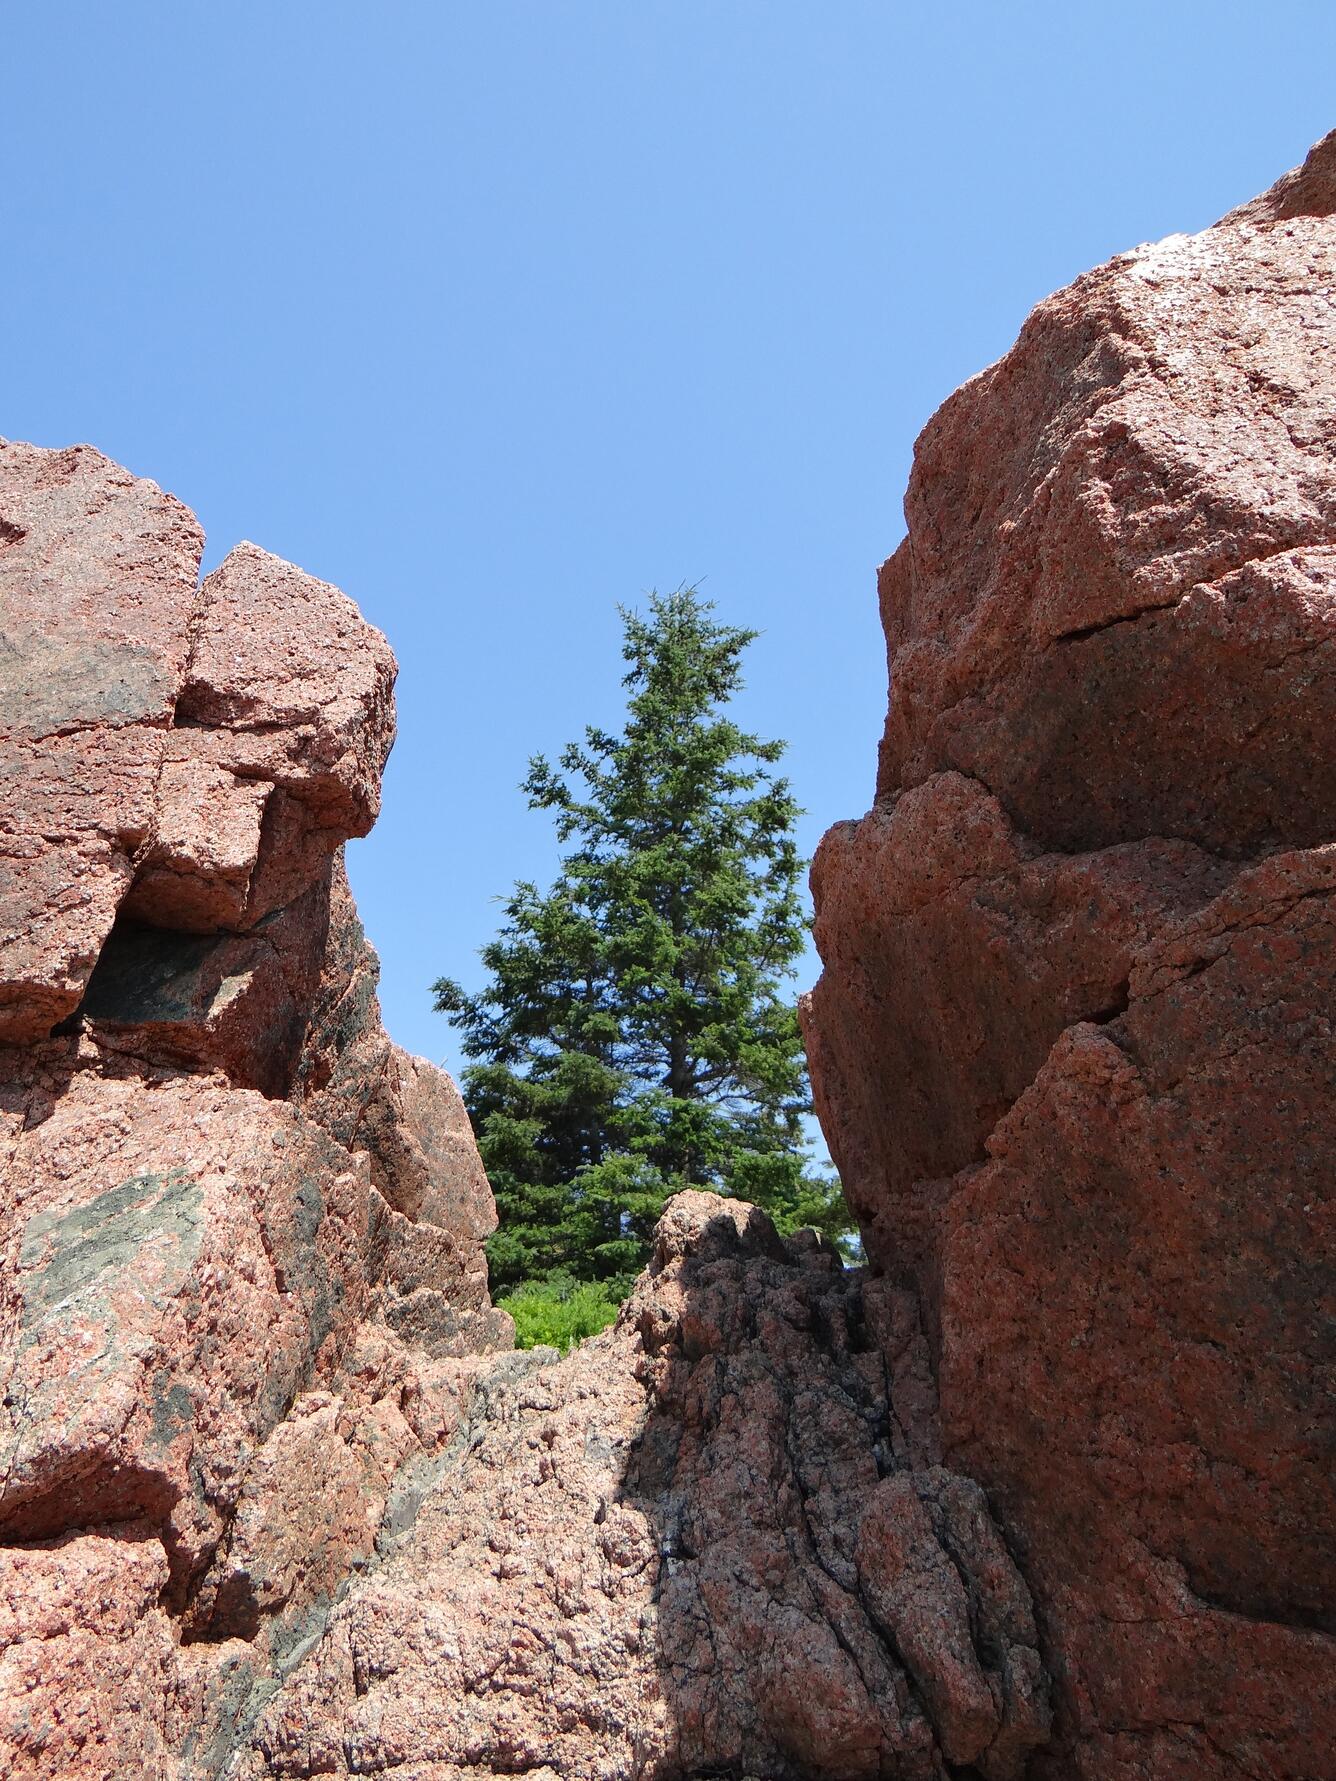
[803,133,1336,1777]
[0,440,508,1779]
[234,1192,1049,1781]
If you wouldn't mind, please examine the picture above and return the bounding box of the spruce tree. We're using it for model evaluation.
[433,588,849,1297]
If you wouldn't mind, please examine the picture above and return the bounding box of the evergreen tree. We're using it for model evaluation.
[433,588,850,1297]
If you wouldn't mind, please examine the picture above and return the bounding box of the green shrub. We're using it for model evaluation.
[497,1273,625,1354]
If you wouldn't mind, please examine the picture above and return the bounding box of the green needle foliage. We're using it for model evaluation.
[494,1274,624,1354]
[433,587,852,1308]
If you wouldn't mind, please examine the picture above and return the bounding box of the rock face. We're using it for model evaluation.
[0,447,394,1044]
[0,440,509,1780]
[233,1193,1050,1781]
[0,434,1051,1781]
[5,134,1333,1781]
[803,133,1336,1777]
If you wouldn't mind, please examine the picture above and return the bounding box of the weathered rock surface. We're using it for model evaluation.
[0,442,204,1043]
[291,859,510,1358]
[6,132,1334,1781]
[232,1192,1049,1781]
[0,1527,182,1777]
[0,441,507,1780]
[804,132,1336,1778]
[0,442,395,1045]
[125,542,396,934]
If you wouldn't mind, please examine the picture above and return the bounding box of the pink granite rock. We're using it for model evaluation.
[0,1527,179,1780]
[0,1063,372,1590]
[183,1387,424,1641]
[804,131,1336,1778]
[0,443,506,1780]
[0,441,204,1041]
[0,443,396,1045]
[291,858,512,1355]
[234,1192,1049,1781]
[874,143,1336,858]
[78,878,329,1097]
[126,543,396,932]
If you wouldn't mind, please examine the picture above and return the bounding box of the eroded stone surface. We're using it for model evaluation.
[291,859,511,1356]
[80,879,329,1097]
[233,1193,1048,1781]
[873,149,1336,858]
[805,131,1336,1778]
[0,1528,180,1780]
[0,441,204,1041]
[0,1064,373,1585]
[0,445,507,1781]
[126,543,396,932]
[0,442,396,1044]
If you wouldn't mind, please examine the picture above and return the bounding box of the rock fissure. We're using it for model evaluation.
[1049,593,1186,646]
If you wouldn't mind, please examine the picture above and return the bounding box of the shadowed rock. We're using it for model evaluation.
[232,1192,1049,1781]
[0,441,204,1042]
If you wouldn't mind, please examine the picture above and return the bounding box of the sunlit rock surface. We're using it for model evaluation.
[233,1193,1049,1781]
[0,443,508,1779]
[3,130,1334,1781]
[804,131,1336,1779]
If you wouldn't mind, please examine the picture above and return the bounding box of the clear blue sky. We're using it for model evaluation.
[4,4,1332,1078]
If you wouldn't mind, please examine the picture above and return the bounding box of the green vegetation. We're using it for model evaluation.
[496,1273,624,1353]
[435,587,852,1332]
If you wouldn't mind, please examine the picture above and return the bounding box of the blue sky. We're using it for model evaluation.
[5,4,1333,1078]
